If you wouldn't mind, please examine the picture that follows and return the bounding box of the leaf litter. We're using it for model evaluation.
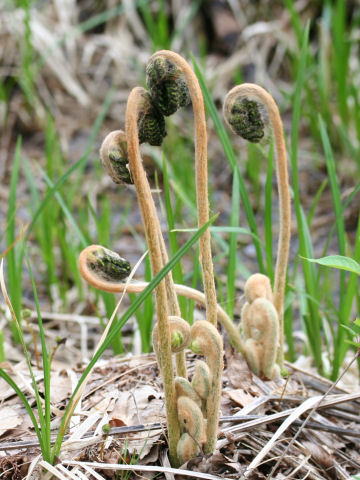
[0,348,359,479]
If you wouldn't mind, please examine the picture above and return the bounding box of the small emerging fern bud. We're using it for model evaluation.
[177,396,206,444]
[192,360,211,401]
[137,89,166,146]
[177,433,199,465]
[100,130,133,184]
[243,297,280,380]
[244,273,273,304]
[152,316,190,354]
[175,377,202,408]
[146,55,191,116]
[83,245,131,282]
[223,93,267,143]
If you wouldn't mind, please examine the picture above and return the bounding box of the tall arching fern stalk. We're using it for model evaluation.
[78,246,225,463]
[125,86,180,465]
[224,83,291,371]
[100,126,187,379]
[146,50,218,328]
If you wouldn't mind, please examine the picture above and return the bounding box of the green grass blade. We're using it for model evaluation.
[307,179,328,226]
[26,255,51,461]
[226,169,240,319]
[290,22,324,374]
[0,260,47,455]
[40,167,88,247]
[319,115,349,378]
[0,368,46,455]
[6,137,23,342]
[319,117,346,257]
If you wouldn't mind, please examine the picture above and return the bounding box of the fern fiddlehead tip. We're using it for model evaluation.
[100,130,133,185]
[137,89,167,146]
[152,316,190,354]
[223,87,270,144]
[82,245,131,283]
[146,54,191,117]
[244,273,273,303]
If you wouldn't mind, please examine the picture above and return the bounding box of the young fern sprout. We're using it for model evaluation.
[146,50,218,328]
[176,395,206,464]
[99,104,187,381]
[241,274,280,379]
[78,245,244,354]
[78,246,224,460]
[152,316,191,357]
[125,85,181,465]
[189,320,223,454]
[223,84,291,369]
[100,130,133,185]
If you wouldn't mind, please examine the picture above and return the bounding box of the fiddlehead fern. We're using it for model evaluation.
[152,316,190,355]
[241,274,280,380]
[137,89,167,146]
[147,50,218,328]
[176,395,206,464]
[189,320,223,454]
[100,130,133,185]
[191,360,211,402]
[81,245,131,282]
[224,83,291,368]
[225,97,266,143]
[146,55,191,116]
[175,377,202,408]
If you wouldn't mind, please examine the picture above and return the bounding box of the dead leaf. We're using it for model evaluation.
[226,354,252,389]
[0,407,22,436]
[109,418,127,428]
[226,388,255,407]
[49,370,72,403]
[109,386,165,458]
[302,441,336,479]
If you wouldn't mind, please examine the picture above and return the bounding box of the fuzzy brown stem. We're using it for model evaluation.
[78,245,244,355]
[125,87,180,466]
[190,320,223,454]
[224,84,291,368]
[158,230,187,378]
[149,50,217,327]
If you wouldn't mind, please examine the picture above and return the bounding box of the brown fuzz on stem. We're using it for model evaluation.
[148,50,218,328]
[224,84,291,368]
[126,86,180,466]
[189,320,223,454]
[100,130,133,184]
